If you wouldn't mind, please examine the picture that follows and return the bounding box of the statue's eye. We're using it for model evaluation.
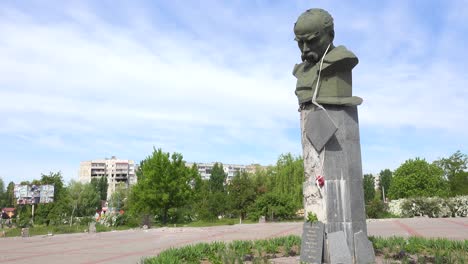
[303,38,319,48]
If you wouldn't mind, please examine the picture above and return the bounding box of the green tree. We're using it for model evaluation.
[91,176,108,202]
[17,204,33,227]
[388,158,449,199]
[109,182,129,211]
[196,181,219,221]
[199,163,227,220]
[5,182,15,207]
[249,192,296,221]
[209,163,226,192]
[34,171,69,225]
[448,171,468,196]
[40,172,66,200]
[79,183,100,216]
[68,181,100,220]
[227,171,256,221]
[434,151,467,179]
[434,151,468,196]
[68,180,83,224]
[0,177,5,207]
[378,169,392,201]
[270,153,304,209]
[363,174,375,204]
[251,167,272,196]
[128,148,197,224]
[185,164,203,220]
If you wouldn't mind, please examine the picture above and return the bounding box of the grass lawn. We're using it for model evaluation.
[143,235,468,263]
[1,224,134,237]
[1,218,262,237]
[183,218,256,227]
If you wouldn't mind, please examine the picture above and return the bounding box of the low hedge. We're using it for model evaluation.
[388,196,468,218]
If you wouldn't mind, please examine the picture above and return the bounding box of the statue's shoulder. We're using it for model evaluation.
[326,45,358,62]
[322,45,358,74]
[292,62,306,77]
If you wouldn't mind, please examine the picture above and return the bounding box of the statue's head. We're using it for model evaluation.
[294,8,335,63]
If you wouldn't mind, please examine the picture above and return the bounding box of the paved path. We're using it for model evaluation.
[367,217,468,240]
[0,218,466,264]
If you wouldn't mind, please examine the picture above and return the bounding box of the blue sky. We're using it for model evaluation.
[1,0,467,184]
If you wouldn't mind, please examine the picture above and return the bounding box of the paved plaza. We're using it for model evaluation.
[0,217,466,264]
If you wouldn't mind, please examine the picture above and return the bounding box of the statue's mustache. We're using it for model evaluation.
[302,51,319,62]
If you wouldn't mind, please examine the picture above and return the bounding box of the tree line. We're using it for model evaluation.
[127,148,304,225]
[363,150,467,218]
[0,149,466,227]
[0,148,305,227]
[0,173,109,227]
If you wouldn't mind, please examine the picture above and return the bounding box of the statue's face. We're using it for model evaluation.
[295,30,333,64]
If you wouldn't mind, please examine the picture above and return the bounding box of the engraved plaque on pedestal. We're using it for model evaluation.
[300,221,324,264]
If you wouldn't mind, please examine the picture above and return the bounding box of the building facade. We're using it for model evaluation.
[186,162,265,182]
[79,156,137,200]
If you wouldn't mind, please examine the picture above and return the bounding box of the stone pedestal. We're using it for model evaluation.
[322,106,368,253]
[301,105,375,263]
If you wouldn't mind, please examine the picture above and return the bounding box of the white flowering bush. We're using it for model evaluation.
[97,212,129,227]
[451,196,468,217]
[99,213,118,227]
[437,198,453,217]
[388,199,405,216]
[389,196,468,218]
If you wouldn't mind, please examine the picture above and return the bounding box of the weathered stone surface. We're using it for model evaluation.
[300,222,324,264]
[301,105,371,261]
[322,106,368,252]
[88,222,96,233]
[305,108,338,152]
[326,222,352,249]
[354,231,375,264]
[301,106,327,222]
[325,179,351,222]
[350,199,366,222]
[327,231,352,264]
[303,180,326,221]
[21,228,29,238]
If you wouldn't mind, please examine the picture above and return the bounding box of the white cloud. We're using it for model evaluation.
[0,4,300,181]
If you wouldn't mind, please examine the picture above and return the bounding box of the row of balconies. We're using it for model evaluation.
[91,163,134,169]
[91,169,131,173]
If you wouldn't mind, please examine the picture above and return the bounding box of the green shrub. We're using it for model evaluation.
[76,216,94,226]
[229,240,253,257]
[113,214,128,226]
[248,193,297,222]
[306,212,318,223]
[366,200,387,218]
[370,236,468,262]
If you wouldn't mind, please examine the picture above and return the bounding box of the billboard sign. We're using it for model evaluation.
[39,185,54,203]
[14,184,55,204]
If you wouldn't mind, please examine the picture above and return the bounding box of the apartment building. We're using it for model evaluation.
[79,156,137,199]
[186,162,265,182]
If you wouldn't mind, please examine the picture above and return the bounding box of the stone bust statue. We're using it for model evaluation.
[293,8,362,106]
[294,9,375,264]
